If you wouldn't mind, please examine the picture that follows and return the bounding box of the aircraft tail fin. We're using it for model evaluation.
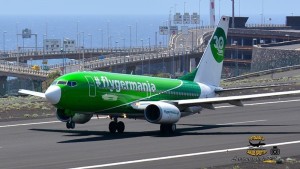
[179,16,230,87]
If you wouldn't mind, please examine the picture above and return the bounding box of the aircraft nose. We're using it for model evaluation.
[45,85,61,104]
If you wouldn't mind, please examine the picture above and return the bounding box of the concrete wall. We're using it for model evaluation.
[251,46,300,72]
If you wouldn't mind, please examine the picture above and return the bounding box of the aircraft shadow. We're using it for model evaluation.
[29,123,300,143]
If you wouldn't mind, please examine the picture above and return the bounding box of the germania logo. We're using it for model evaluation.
[210,27,226,63]
[94,76,156,93]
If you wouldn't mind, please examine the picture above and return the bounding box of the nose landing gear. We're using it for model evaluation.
[66,121,75,129]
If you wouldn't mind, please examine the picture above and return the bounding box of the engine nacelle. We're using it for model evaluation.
[71,113,93,124]
[56,109,93,124]
[144,102,181,124]
[56,109,71,122]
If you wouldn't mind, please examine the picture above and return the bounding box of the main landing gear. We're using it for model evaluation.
[109,117,125,133]
[160,124,176,134]
[66,120,75,129]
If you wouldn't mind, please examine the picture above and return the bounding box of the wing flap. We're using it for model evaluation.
[18,89,45,98]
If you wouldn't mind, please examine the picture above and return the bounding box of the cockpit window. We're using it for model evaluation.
[67,81,77,87]
[57,81,67,85]
[51,81,58,85]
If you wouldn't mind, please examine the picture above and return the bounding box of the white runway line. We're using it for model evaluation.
[217,119,267,125]
[0,117,107,128]
[69,140,300,169]
[0,121,61,128]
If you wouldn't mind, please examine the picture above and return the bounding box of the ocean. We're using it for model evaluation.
[0,15,174,51]
[0,14,288,67]
[0,14,287,51]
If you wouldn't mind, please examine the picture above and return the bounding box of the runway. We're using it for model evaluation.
[1,97,300,169]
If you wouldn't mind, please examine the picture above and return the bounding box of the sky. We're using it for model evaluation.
[0,0,298,17]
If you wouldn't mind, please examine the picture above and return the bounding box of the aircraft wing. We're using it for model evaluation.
[175,90,300,108]
[215,83,292,93]
[18,89,46,98]
[132,90,300,110]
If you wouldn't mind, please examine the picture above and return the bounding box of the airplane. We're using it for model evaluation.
[19,16,300,134]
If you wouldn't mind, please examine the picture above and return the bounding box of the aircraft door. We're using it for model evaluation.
[85,76,96,97]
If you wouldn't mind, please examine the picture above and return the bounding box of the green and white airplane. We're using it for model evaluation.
[19,16,300,134]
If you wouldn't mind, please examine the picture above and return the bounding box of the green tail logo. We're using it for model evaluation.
[210,27,226,63]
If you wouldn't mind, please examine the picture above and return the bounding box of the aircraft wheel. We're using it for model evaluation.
[160,124,176,134]
[117,121,125,133]
[66,121,75,129]
[109,121,117,133]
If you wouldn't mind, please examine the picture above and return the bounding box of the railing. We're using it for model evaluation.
[1,47,167,59]
[0,64,50,77]
[223,64,300,82]
[246,24,286,28]
[83,51,196,70]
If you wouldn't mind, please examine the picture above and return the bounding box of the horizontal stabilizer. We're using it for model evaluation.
[18,89,45,98]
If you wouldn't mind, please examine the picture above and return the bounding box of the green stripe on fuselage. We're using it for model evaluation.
[54,71,201,114]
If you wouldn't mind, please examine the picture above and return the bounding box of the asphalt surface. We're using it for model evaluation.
[1,97,300,169]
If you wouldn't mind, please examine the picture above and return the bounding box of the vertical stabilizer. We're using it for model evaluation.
[194,16,229,86]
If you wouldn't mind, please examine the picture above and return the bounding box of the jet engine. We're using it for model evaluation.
[144,102,181,124]
[56,109,93,124]
[71,113,93,124]
[56,109,71,122]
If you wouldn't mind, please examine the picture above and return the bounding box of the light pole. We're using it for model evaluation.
[115,41,118,51]
[88,34,92,48]
[3,31,7,53]
[148,37,150,50]
[76,21,79,49]
[98,29,103,49]
[107,21,110,49]
[60,48,65,75]
[135,22,138,47]
[81,32,85,48]
[231,41,239,76]
[128,25,132,50]
[140,39,144,51]
[219,0,221,21]
[231,0,235,28]
[42,34,47,69]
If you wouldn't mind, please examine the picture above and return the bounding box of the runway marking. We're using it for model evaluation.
[217,119,267,125]
[0,117,107,128]
[0,120,61,128]
[215,99,300,109]
[69,140,300,169]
